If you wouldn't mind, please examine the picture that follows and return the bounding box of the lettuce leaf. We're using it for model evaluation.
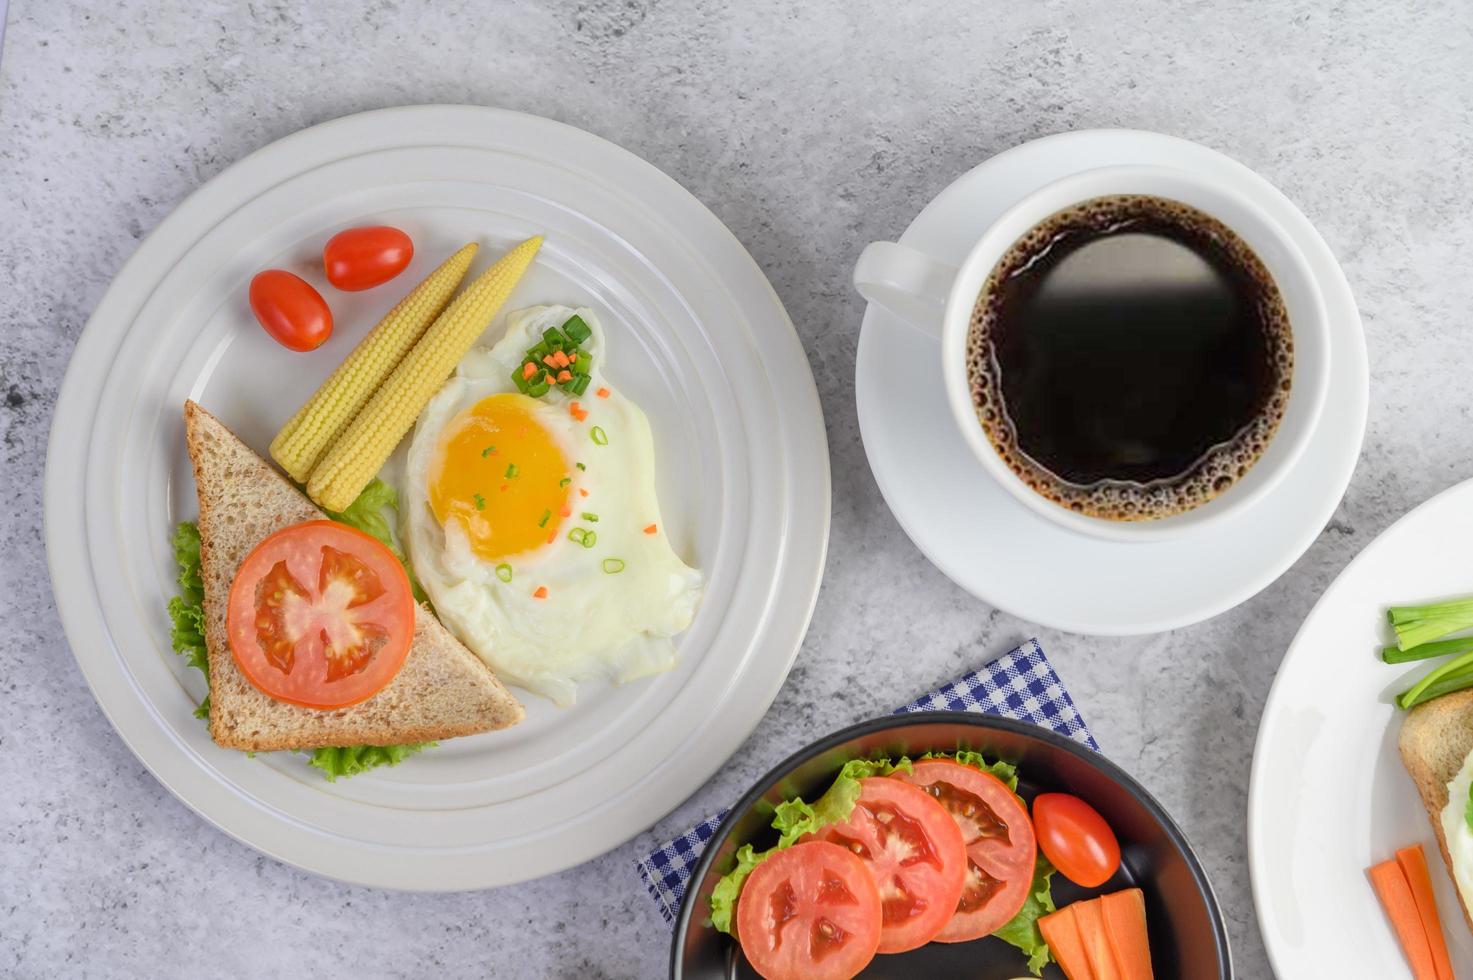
[169,512,430,780]
[709,757,910,934]
[308,742,434,781]
[325,477,428,605]
[992,854,1058,975]
[168,522,211,719]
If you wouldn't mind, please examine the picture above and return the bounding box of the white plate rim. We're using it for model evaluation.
[854,128,1370,635]
[43,105,832,890]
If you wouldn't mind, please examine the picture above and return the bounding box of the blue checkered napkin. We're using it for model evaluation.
[633,638,1096,925]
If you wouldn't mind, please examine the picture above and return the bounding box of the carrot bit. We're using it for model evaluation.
[546,530,556,544]
[569,353,578,363]
[596,387,610,399]
[579,488,589,497]
[500,484,509,492]
[532,586,548,599]
[559,505,572,518]
[569,400,582,415]
[644,524,658,535]
[521,361,538,380]
[555,350,571,368]
[542,355,558,368]
[557,370,573,383]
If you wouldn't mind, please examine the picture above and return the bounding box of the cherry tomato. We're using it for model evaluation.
[226,521,414,709]
[805,776,968,953]
[323,226,414,291]
[248,270,333,351]
[735,841,882,980]
[1032,793,1121,888]
[892,758,1038,942]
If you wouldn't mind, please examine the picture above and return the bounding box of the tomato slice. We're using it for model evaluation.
[1033,793,1121,888]
[225,521,414,709]
[735,841,882,980]
[892,758,1038,942]
[323,226,414,291]
[806,776,967,953]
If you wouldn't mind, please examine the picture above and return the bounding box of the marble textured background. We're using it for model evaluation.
[3,1,1472,977]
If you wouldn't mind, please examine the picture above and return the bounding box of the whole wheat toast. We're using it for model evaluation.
[1400,688,1473,936]
[183,400,523,751]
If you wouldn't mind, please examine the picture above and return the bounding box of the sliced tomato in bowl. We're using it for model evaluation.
[893,758,1038,942]
[804,776,968,953]
[225,520,414,709]
[735,840,882,980]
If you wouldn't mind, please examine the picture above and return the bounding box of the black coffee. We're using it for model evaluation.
[966,195,1292,521]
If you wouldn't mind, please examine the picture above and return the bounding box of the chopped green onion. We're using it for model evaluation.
[1383,636,1473,664]
[601,558,625,574]
[505,463,519,479]
[558,477,571,488]
[576,462,586,471]
[1388,597,1473,650]
[527,377,550,398]
[1400,648,1473,709]
[562,315,592,344]
[581,530,597,549]
[582,512,599,522]
[481,446,496,458]
[473,493,486,510]
[571,374,592,396]
[568,527,587,545]
[542,327,563,347]
[538,509,551,528]
[590,426,608,445]
[495,564,513,583]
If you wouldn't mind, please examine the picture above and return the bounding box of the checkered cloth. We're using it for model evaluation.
[634,638,1096,926]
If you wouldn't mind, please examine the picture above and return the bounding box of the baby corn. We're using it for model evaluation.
[306,235,543,512]
[270,243,478,482]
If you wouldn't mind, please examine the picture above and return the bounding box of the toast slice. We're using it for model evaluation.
[1399,688,1473,935]
[183,400,523,752]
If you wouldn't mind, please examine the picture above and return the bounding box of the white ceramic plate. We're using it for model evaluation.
[855,129,1368,635]
[43,106,830,890]
[1251,480,1473,975]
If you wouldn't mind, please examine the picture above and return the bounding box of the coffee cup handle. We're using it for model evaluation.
[853,242,959,340]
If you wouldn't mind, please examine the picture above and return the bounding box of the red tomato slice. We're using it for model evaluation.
[806,776,967,953]
[1033,793,1121,888]
[735,841,882,980]
[892,758,1038,942]
[225,521,414,709]
[323,226,414,291]
[248,270,333,351]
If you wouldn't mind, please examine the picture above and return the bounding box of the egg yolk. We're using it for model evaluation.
[428,393,571,561]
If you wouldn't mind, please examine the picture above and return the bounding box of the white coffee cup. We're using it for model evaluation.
[853,164,1330,543]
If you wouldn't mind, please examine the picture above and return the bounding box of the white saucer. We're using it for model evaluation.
[855,130,1368,635]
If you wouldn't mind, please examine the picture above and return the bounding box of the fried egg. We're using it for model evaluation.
[402,305,703,706]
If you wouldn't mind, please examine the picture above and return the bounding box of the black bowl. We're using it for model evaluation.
[670,712,1231,979]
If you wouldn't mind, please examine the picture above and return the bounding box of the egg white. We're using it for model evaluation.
[402,305,703,706]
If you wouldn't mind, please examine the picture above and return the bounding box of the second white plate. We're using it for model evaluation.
[1251,479,1473,975]
[44,106,831,890]
[855,129,1368,635]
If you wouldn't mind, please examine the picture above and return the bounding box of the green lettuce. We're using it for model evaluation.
[325,477,428,605]
[169,489,431,780]
[167,523,211,719]
[709,757,910,934]
[308,742,433,781]
[992,854,1058,975]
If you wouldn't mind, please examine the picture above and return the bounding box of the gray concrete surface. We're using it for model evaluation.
[4,1,1473,977]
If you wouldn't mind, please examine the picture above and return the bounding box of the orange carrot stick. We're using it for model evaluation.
[1370,859,1439,980]
[1039,905,1096,980]
[1396,846,1455,980]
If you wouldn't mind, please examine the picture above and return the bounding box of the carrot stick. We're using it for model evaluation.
[1370,859,1439,979]
[1039,904,1096,980]
[1396,846,1455,980]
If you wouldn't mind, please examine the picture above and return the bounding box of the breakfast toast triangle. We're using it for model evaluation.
[183,400,524,752]
[1400,689,1473,936]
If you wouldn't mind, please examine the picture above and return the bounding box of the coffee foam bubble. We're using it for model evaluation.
[964,194,1293,522]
